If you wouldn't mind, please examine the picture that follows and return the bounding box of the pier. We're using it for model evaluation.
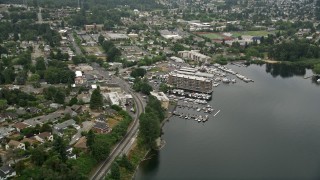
[214,110,220,117]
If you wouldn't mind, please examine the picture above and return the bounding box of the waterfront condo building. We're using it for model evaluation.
[178,50,211,62]
[168,72,213,93]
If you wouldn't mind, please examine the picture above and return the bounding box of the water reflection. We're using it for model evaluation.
[311,76,320,86]
[139,150,160,174]
[265,63,306,78]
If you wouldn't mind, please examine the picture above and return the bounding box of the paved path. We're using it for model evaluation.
[68,33,83,56]
[37,7,43,23]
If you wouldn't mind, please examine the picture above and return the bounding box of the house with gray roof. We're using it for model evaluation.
[53,119,76,136]
[0,165,16,180]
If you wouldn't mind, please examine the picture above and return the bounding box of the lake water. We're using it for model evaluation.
[135,64,320,180]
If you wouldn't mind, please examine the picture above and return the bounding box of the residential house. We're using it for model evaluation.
[21,137,37,146]
[34,132,54,143]
[0,127,14,140]
[6,140,25,150]
[105,109,117,116]
[13,122,30,132]
[64,107,78,117]
[92,121,110,134]
[23,119,42,127]
[0,112,18,122]
[25,107,41,114]
[53,119,76,136]
[0,165,16,180]
[71,105,82,113]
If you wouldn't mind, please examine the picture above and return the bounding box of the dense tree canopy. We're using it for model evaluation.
[268,39,320,61]
[43,86,66,104]
[0,89,37,107]
[138,96,164,149]
[90,87,103,110]
[130,68,146,78]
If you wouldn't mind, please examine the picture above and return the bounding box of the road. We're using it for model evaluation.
[37,7,43,23]
[90,76,144,180]
[68,33,83,56]
[69,121,94,145]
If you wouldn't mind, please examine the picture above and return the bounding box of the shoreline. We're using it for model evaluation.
[130,103,176,179]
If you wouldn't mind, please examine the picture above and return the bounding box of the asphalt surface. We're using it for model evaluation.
[90,76,144,180]
[37,7,43,23]
[68,33,83,56]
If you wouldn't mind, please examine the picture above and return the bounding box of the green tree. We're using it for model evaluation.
[98,34,105,45]
[0,99,8,111]
[118,154,134,172]
[313,64,320,74]
[109,162,120,180]
[171,43,185,53]
[139,112,160,148]
[14,161,25,175]
[35,57,46,70]
[140,82,153,95]
[40,123,52,132]
[86,130,95,151]
[53,136,67,162]
[91,136,110,161]
[31,146,47,166]
[28,74,40,82]
[69,97,78,106]
[15,71,27,85]
[90,87,103,110]
[130,68,146,78]
[159,83,169,93]
[2,67,15,84]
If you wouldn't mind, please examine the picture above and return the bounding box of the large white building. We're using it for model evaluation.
[150,91,170,109]
[103,92,132,108]
[178,50,211,62]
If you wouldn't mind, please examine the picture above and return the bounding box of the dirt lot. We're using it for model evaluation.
[84,46,103,55]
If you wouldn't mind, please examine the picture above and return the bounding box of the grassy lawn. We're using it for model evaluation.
[231,31,274,37]
[108,115,123,128]
[201,33,225,39]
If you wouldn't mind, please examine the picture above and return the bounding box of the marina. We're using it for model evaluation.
[172,101,219,123]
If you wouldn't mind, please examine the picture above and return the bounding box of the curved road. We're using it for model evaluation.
[90,77,144,180]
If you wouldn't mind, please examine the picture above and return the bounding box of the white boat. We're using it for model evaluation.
[236,74,245,79]
[317,79,320,83]
[222,78,230,83]
[213,83,220,87]
[197,108,201,112]
[243,78,251,82]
